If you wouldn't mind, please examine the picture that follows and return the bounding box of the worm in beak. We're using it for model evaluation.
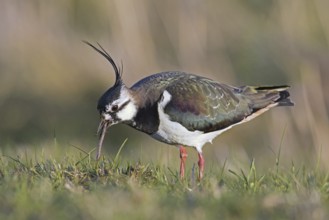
[96,119,111,160]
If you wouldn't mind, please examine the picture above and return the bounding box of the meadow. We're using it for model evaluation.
[1,1,329,219]
[0,142,328,220]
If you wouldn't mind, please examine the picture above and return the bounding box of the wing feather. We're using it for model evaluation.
[164,76,251,132]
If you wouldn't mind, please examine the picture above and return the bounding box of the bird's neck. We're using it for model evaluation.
[125,87,161,135]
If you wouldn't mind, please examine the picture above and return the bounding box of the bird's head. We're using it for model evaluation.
[84,42,137,137]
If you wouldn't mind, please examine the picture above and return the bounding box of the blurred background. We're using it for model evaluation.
[1,0,328,170]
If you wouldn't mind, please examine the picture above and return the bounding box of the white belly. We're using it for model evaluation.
[152,119,230,152]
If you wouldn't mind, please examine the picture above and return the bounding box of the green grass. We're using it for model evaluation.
[0,146,328,220]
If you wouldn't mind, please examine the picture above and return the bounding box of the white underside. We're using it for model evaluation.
[152,90,278,153]
[153,120,231,153]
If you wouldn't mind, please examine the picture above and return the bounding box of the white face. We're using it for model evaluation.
[104,87,137,123]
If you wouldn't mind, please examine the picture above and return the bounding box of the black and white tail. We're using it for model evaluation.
[241,85,294,114]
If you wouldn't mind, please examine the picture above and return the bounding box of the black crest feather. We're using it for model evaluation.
[83,41,122,85]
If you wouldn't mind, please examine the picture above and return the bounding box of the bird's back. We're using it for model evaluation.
[129,71,292,136]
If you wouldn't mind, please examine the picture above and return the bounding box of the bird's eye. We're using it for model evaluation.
[111,105,119,112]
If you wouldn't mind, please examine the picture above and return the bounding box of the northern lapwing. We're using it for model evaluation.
[85,42,294,180]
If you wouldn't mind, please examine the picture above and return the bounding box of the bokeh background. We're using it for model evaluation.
[1,0,328,170]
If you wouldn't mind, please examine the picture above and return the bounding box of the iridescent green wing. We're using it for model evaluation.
[164,75,251,132]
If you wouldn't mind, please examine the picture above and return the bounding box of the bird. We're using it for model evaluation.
[85,42,294,180]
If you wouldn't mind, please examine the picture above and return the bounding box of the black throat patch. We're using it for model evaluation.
[129,102,160,135]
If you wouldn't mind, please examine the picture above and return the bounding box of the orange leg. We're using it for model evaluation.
[197,152,205,180]
[179,146,188,179]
